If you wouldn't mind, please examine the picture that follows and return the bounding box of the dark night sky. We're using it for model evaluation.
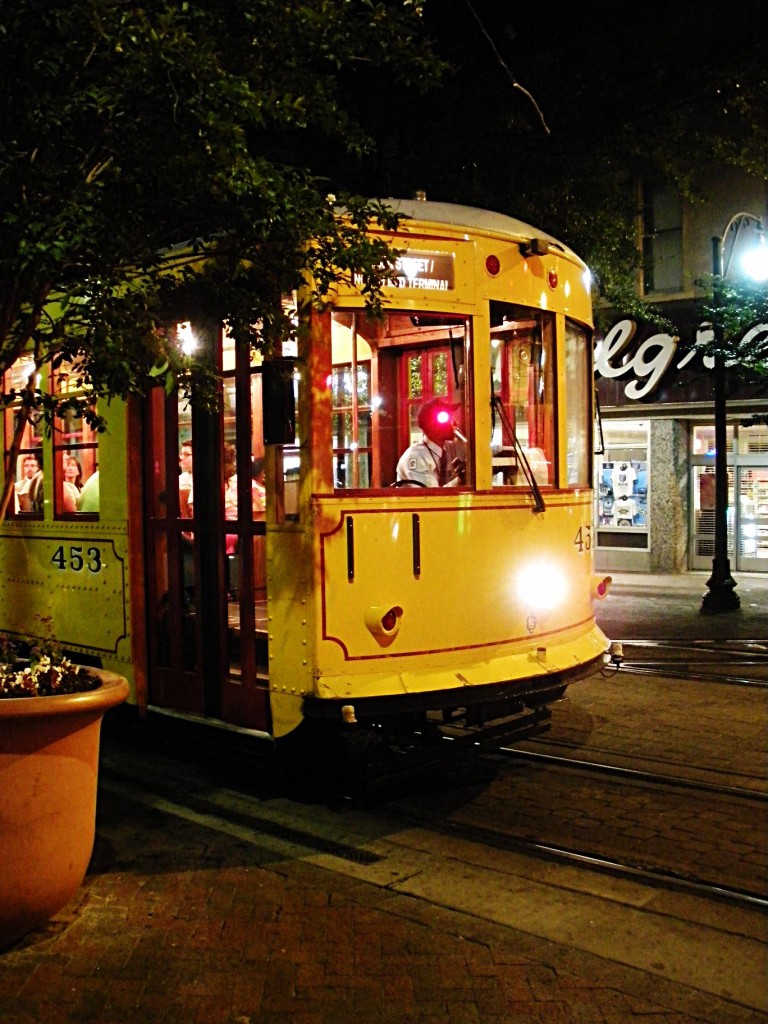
[329,0,766,204]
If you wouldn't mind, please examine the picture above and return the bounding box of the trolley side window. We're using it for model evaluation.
[490,302,555,488]
[3,356,100,518]
[331,311,471,490]
[3,355,44,517]
[564,318,592,487]
[51,357,100,517]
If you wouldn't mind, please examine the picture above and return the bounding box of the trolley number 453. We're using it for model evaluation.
[573,526,593,552]
[51,545,104,574]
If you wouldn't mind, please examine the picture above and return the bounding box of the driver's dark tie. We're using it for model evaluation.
[439,449,449,486]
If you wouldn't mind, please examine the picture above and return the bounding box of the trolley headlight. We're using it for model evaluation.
[516,562,568,611]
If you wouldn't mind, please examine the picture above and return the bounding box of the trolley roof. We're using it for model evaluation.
[376,198,586,268]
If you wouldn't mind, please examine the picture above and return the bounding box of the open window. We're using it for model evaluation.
[490,301,555,489]
[564,318,592,487]
[3,358,43,517]
[330,311,472,489]
[51,358,100,516]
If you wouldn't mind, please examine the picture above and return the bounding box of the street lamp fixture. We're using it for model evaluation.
[701,211,767,614]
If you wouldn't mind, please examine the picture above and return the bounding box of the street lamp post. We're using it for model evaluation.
[701,212,767,614]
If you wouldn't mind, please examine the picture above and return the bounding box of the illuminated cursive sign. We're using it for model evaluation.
[595,318,768,400]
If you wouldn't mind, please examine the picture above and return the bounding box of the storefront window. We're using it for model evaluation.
[692,424,735,456]
[691,465,724,559]
[691,422,768,570]
[595,420,649,549]
[738,467,768,566]
[737,421,768,455]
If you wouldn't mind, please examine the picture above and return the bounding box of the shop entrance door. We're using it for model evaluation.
[736,467,768,571]
[690,466,733,570]
[142,326,271,731]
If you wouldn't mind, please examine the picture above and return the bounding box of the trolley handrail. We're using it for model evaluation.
[594,387,605,455]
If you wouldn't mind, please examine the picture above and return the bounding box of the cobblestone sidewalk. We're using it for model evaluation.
[1,761,765,1024]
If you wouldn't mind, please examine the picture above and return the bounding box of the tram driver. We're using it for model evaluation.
[395,397,466,488]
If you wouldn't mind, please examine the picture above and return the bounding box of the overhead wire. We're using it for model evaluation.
[461,0,551,135]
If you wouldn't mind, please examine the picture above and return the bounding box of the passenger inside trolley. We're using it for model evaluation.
[178,440,193,518]
[15,452,43,513]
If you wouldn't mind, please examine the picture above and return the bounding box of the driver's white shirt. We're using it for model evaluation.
[396,438,442,487]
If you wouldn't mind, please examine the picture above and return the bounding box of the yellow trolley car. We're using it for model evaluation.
[1,199,610,785]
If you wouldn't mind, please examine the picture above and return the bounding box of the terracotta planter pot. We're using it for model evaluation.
[0,670,130,950]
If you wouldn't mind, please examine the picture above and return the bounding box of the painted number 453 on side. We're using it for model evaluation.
[573,526,592,552]
[51,545,104,573]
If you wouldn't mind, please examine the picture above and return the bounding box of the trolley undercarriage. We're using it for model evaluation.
[288,656,605,796]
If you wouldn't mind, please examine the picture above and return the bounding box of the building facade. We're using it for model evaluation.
[594,168,768,575]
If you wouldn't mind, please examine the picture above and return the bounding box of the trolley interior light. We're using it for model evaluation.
[516,561,568,610]
[435,410,451,425]
[176,321,197,355]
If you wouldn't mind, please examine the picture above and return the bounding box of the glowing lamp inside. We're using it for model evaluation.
[435,410,451,425]
[176,321,197,355]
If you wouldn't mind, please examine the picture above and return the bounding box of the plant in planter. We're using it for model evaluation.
[0,628,129,949]
[0,644,101,698]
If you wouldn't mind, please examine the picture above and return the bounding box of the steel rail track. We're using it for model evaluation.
[493,747,768,802]
[617,663,768,687]
[101,743,767,915]
[608,640,768,687]
[619,639,768,656]
[103,759,768,914]
[519,735,767,793]
[373,804,768,912]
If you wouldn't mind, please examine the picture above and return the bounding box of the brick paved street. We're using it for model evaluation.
[1,572,766,1024]
[1,771,765,1024]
